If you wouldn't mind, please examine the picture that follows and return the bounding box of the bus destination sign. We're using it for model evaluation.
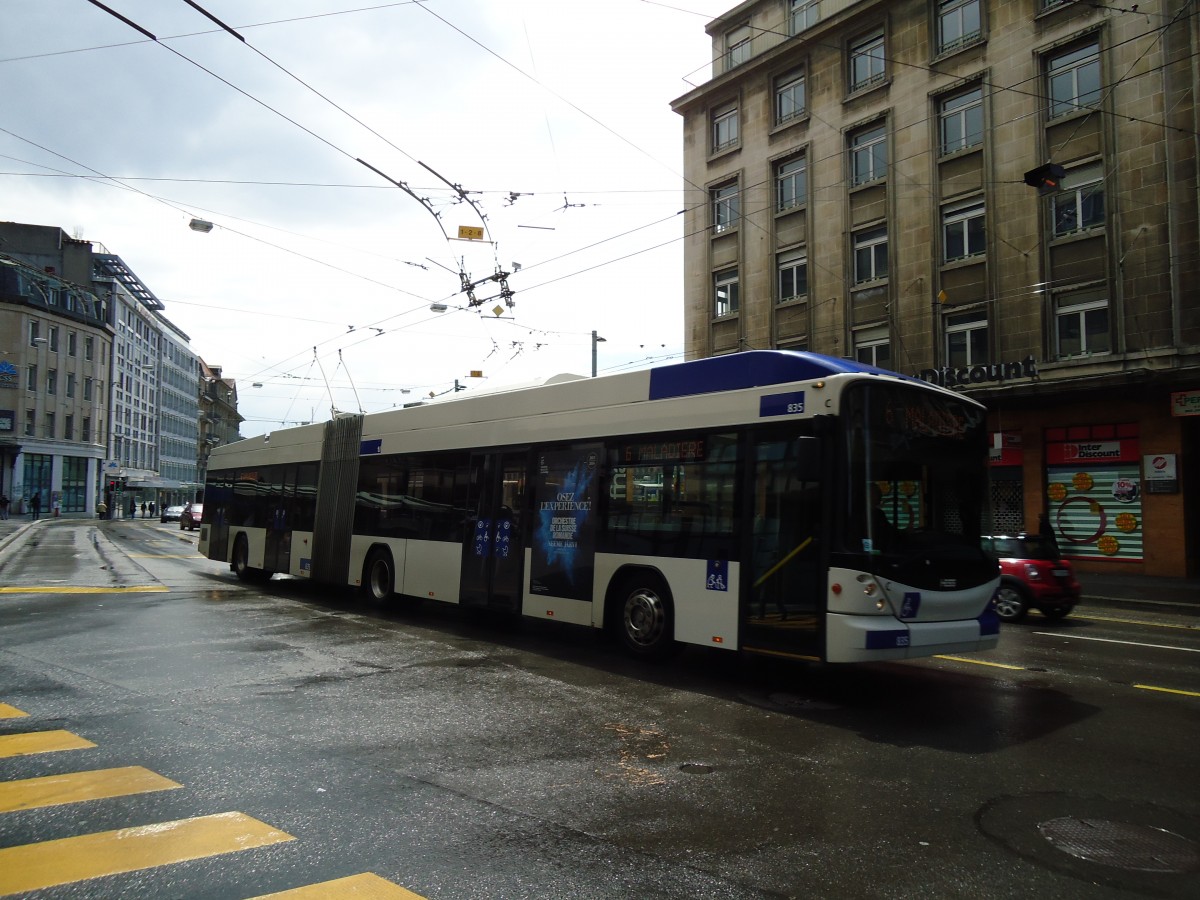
[622,439,706,464]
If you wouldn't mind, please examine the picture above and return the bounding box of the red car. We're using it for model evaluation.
[982,533,1081,622]
[179,502,204,531]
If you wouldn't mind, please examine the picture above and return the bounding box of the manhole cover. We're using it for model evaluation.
[1039,817,1200,873]
[679,763,714,775]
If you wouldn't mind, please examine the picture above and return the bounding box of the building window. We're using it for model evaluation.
[712,182,740,233]
[850,124,887,186]
[24,410,35,437]
[26,365,37,392]
[855,325,891,367]
[83,417,91,443]
[943,198,985,261]
[791,0,820,34]
[1048,41,1101,118]
[29,321,40,346]
[712,102,739,153]
[1056,289,1110,357]
[939,86,983,155]
[68,331,77,357]
[66,372,76,399]
[776,155,807,211]
[778,249,808,302]
[85,336,94,361]
[938,0,981,54]
[945,311,989,367]
[45,412,56,439]
[714,268,740,317]
[849,32,886,92]
[854,227,889,283]
[48,326,59,352]
[726,24,752,69]
[775,70,806,125]
[84,377,93,401]
[1053,164,1105,235]
[65,414,75,441]
[47,369,57,395]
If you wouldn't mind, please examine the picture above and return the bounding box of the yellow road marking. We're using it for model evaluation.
[0,704,28,719]
[935,655,1026,670]
[250,872,428,899]
[1134,683,1200,698]
[0,586,168,594]
[0,811,294,894]
[0,766,182,813]
[0,730,96,758]
[128,553,205,559]
[1074,613,1198,631]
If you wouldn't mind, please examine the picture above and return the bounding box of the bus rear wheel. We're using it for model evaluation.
[364,548,394,603]
[232,535,256,582]
[616,575,675,660]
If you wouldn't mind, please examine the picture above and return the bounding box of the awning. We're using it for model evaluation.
[125,478,183,489]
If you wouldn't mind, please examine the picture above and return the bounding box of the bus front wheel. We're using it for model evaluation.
[364,548,394,603]
[617,575,675,660]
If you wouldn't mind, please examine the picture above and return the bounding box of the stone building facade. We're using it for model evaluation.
[672,0,1200,575]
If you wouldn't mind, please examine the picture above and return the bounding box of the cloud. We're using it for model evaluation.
[1,0,718,435]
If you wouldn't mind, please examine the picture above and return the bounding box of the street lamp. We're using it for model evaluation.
[591,330,606,378]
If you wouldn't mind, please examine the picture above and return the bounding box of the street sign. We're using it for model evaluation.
[457,225,484,241]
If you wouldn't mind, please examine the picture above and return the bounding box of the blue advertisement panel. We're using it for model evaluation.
[530,446,600,601]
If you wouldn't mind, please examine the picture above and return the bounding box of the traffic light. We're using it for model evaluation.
[107,479,116,491]
[1024,162,1066,196]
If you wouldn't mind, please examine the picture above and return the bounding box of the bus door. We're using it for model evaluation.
[459,451,528,611]
[206,473,231,563]
[263,465,292,574]
[742,433,825,659]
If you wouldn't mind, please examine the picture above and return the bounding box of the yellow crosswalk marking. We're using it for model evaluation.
[0,766,182,813]
[0,730,96,758]
[0,811,294,894]
[0,586,169,594]
[250,872,427,899]
[0,704,28,719]
[128,554,205,559]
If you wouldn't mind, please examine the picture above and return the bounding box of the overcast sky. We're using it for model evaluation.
[1,0,722,436]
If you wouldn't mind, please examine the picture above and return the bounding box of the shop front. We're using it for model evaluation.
[979,383,1195,579]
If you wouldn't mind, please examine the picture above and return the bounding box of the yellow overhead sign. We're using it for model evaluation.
[457,225,484,240]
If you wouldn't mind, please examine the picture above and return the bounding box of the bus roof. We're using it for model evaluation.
[646,350,920,400]
[210,351,962,465]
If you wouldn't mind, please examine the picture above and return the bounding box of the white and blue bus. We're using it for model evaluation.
[199,351,1000,663]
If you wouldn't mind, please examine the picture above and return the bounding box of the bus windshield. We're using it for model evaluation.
[840,382,991,585]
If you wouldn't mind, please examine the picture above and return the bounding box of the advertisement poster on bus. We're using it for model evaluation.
[530,446,599,601]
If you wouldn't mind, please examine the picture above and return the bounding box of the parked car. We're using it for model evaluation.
[180,503,204,531]
[982,533,1081,622]
[160,504,185,523]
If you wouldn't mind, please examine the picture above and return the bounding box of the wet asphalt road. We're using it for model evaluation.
[0,519,1197,899]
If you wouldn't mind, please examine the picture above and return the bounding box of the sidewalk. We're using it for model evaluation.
[0,517,1196,613]
[1075,571,1200,612]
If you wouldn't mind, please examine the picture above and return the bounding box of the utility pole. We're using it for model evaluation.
[591,330,606,378]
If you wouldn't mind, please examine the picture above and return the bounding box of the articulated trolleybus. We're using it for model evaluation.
[199,351,1000,663]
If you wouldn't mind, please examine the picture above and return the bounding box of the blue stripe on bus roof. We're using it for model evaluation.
[646,350,909,401]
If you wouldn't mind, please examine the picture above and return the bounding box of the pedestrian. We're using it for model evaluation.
[0,493,9,521]
[30,492,41,520]
[128,497,136,519]
[149,501,156,517]
[141,501,147,519]
[97,500,108,520]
